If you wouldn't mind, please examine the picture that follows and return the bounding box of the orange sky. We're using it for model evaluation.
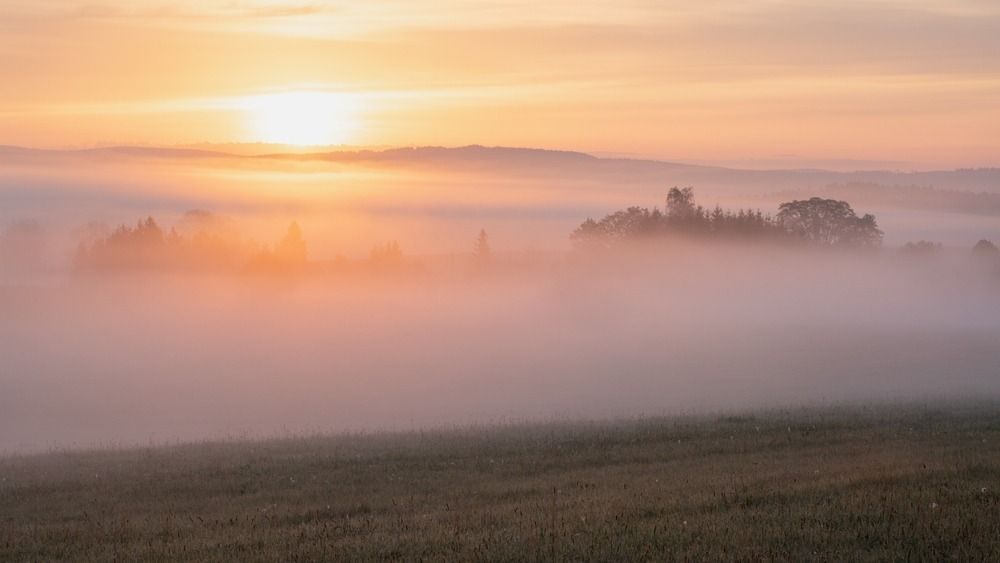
[2,0,999,167]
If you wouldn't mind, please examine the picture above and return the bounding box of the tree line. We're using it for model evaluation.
[71,212,497,275]
[74,214,307,274]
[571,187,883,249]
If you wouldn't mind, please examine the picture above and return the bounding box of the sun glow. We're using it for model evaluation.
[242,91,363,146]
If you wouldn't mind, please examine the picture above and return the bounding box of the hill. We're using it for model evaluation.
[3,144,999,194]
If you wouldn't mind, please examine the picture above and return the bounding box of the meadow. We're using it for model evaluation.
[2,402,999,561]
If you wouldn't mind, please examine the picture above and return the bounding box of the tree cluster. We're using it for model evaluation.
[75,214,307,273]
[572,188,883,250]
[900,240,943,256]
[973,239,999,257]
[776,197,882,248]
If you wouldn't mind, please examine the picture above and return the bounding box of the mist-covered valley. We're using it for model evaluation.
[1,147,999,453]
[8,2,1000,558]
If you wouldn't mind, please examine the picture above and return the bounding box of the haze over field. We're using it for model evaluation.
[2,146,1000,261]
[2,147,1000,452]
[1,243,998,452]
[2,1,1000,455]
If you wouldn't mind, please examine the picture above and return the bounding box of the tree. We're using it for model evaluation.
[776,197,882,248]
[570,188,786,248]
[571,206,656,245]
[901,240,942,255]
[122,216,165,247]
[666,187,697,220]
[275,222,307,264]
[76,216,166,270]
[369,240,402,265]
[570,218,608,250]
[473,229,492,264]
[972,239,999,256]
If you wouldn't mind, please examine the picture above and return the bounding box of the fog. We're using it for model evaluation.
[2,149,999,453]
[3,146,1000,260]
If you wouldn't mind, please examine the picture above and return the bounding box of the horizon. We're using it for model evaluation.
[4,141,999,174]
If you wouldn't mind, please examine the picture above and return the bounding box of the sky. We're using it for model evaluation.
[1,0,999,167]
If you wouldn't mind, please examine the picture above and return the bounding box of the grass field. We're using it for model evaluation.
[3,403,1000,561]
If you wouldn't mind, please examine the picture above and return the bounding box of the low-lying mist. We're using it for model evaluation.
[2,149,999,453]
[2,241,999,453]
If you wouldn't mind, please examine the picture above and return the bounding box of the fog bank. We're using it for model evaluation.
[3,244,998,453]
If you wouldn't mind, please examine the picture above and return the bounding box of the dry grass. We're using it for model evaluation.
[2,403,1000,561]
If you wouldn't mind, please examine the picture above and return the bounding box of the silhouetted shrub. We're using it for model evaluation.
[901,240,943,255]
[473,229,493,268]
[972,239,999,256]
[369,241,403,268]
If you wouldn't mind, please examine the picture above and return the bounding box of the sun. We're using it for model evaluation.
[242,91,362,146]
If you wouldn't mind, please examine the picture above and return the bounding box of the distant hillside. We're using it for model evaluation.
[769,183,1000,217]
[0,145,233,160]
[262,145,1000,193]
[3,144,999,193]
[259,144,600,168]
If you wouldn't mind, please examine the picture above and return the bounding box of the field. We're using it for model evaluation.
[3,403,1000,561]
